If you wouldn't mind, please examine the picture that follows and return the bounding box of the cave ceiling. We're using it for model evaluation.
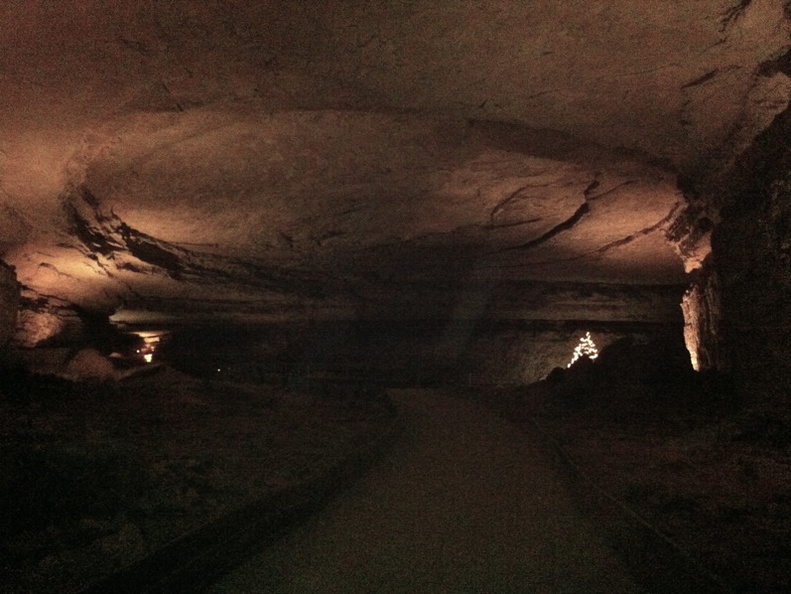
[0,1,789,327]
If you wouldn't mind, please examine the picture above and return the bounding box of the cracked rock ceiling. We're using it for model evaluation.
[1,1,789,327]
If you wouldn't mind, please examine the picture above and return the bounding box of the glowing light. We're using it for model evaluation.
[131,330,169,365]
[567,332,599,368]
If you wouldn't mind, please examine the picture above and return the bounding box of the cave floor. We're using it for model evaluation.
[209,388,641,594]
[0,366,397,594]
[4,363,789,593]
[485,376,791,593]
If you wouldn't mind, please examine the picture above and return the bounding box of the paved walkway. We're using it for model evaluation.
[208,389,642,593]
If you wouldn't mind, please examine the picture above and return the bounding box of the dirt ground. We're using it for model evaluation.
[482,341,791,593]
[0,365,397,594]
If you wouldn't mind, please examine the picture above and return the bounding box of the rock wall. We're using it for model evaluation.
[0,261,19,353]
[680,263,725,371]
[457,325,622,386]
[458,321,690,386]
[13,295,86,349]
[158,312,684,388]
[708,101,791,401]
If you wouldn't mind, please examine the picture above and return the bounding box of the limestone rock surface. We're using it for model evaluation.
[63,348,116,383]
[0,1,787,339]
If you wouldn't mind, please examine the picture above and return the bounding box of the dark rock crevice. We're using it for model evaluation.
[681,69,720,89]
[583,179,639,201]
[595,202,683,255]
[719,0,754,33]
[488,180,578,225]
[63,191,123,258]
[502,202,590,253]
[117,222,184,279]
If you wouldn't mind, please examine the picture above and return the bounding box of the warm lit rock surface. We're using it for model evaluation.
[10,119,687,325]
[0,1,788,335]
[62,348,116,383]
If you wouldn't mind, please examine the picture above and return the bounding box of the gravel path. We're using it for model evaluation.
[208,389,642,593]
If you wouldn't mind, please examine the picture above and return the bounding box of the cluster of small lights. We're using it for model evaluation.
[134,331,167,364]
[567,331,599,368]
[134,346,154,363]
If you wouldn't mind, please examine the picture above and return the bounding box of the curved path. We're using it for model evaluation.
[208,389,642,593]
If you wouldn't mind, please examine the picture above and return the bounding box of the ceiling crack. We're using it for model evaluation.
[478,201,682,270]
[484,217,543,230]
[585,179,639,201]
[594,202,682,255]
[681,69,720,89]
[497,201,590,253]
[719,0,753,33]
[490,184,535,223]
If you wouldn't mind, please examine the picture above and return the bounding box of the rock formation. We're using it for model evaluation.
[709,100,791,400]
[0,1,789,390]
[0,262,18,353]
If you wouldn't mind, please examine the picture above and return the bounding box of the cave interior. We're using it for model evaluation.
[2,1,791,591]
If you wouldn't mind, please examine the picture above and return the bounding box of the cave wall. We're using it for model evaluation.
[0,262,19,354]
[706,102,791,400]
[456,325,631,386]
[160,320,619,387]
[437,281,686,384]
[3,2,787,381]
[13,300,84,349]
[0,262,18,353]
[680,263,724,371]
[156,279,686,387]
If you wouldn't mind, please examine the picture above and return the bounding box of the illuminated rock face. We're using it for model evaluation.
[0,2,788,381]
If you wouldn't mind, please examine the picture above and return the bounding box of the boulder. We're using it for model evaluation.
[64,348,115,383]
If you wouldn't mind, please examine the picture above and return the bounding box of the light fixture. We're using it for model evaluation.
[567,331,599,368]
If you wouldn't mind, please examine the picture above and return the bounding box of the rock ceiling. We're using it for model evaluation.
[0,1,789,328]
